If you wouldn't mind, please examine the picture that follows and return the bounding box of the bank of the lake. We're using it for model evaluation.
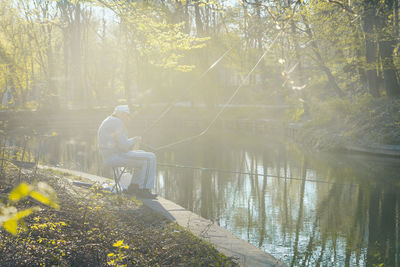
[3,121,400,266]
[0,163,238,266]
[290,96,400,156]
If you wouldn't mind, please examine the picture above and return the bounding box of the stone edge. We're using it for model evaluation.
[39,165,287,267]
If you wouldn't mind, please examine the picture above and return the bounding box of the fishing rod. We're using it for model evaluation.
[141,47,234,135]
[141,22,267,136]
[157,162,358,187]
[142,30,284,152]
[140,6,304,152]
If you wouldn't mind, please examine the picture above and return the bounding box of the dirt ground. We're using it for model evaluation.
[0,163,237,266]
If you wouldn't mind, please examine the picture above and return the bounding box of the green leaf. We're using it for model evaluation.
[9,183,32,202]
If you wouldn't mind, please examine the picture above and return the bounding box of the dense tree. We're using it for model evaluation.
[0,0,399,111]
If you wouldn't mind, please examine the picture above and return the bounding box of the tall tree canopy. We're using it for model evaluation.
[0,0,399,110]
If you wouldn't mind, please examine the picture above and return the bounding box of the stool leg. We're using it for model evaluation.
[112,167,127,194]
[116,167,126,193]
[112,168,121,193]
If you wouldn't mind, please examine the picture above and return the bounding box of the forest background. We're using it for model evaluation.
[1,0,400,146]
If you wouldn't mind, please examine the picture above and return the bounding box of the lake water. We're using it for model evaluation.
[13,129,400,266]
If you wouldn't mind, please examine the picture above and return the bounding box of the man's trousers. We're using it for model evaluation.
[103,150,156,189]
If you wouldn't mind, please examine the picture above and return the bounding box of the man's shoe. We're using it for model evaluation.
[136,189,157,199]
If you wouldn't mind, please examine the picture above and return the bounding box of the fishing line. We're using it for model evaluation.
[157,162,358,187]
[141,22,266,136]
[143,31,283,151]
[96,0,235,136]
[142,47,233,135]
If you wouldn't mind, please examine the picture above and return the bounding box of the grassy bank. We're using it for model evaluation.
[0,163,237,266]
[292,96,400,150]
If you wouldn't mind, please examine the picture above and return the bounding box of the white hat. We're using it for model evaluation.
[114,105,130,114]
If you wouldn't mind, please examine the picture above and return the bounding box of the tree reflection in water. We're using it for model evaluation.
[9,131,400,266]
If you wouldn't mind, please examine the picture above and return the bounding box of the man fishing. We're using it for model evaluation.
[98,105,157,199]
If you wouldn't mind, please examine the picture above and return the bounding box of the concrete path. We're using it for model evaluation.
[40,166,286,267]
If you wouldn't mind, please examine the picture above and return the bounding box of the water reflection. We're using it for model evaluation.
[154,135,400,266]
[7,131,400,266]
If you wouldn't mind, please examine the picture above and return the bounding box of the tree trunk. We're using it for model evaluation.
[363,4,381,97]
[124,35,132,107]
[194,1,204,36]
[302,14,345,97]
[46,25,58,108]
[379,40,400,96]
[71,3,83,107]
[354,28,369,94]
[320,65,345,97]
[184,0,190,33]
[289,0,309,115]
[377,0,400,97]
[395,0,399,37]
